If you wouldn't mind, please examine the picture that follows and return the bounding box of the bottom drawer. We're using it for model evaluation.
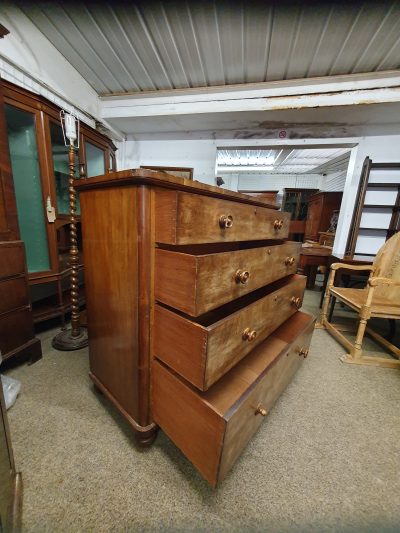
[0,307,34,358]
[152,310,315,486]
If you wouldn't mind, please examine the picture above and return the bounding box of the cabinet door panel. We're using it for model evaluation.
[85,141,105,178]
[4,104,50,273]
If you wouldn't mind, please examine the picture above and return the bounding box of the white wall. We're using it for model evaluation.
[122,138,218,186]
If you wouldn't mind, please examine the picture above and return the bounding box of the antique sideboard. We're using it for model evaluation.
[75,169,314,486]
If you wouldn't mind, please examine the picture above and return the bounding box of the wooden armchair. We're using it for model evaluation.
[317,232,400,368]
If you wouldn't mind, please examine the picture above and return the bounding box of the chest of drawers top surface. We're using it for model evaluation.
[74,168,278,209]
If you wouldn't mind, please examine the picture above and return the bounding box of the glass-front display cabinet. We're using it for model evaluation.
[3,80,117,323]
[282,188,319,241]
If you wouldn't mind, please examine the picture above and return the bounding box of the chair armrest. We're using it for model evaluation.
[330,263,374,272]
[368,277,400,287]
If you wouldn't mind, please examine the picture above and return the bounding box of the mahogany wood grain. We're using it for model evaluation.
[154,275,306,390]
[136,186,154,431]
[80,187,141,424]
[155,189,290,244]
[0,308,33,355]
[75,169,279,210]
[0,76,19,242]
[152,311,315,486]
[152,361,225,485]
[0,276,29,316]
[0,241,24,278]
[0,241,41,365]
[304,192,342,241]
[218,316,315,481]
[155,241,301,315]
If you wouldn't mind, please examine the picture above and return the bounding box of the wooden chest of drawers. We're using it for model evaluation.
[0,241,42,365]
[76,169,314,486]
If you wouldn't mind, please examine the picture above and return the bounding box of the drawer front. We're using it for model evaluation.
[152,311,315,486]
[0,276,30,316]
[0,307,34,357]
[155,242,301,316]
[155,189,290,244]
[154,275,306,390]
[218,317,315,482]
[0,242,25,280]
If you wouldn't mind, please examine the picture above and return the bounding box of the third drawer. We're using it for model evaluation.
[153,273,306,391]
[155,241,301,316]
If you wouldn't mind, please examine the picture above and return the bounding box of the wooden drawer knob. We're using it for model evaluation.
[219,214,233,229]
[242,328,257,341]
[235,269,250,284]
[291,296,301,308]
[285,256,295,266]
[299,348,309,358]
[255,404,267,416]
[273,219,284,230]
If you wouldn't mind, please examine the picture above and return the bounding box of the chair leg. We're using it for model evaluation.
[350,316,368,359]
[316,287,331,328]
[328,297,336,323]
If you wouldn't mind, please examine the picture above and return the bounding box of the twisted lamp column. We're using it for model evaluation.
[52,142,88,350]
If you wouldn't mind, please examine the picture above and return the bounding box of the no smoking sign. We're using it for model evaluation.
[278,130,287,139]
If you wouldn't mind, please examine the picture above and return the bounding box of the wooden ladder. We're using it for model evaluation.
[346,157,400,258]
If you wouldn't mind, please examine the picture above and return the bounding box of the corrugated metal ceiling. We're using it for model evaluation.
[18,1,400,95]
[216,147,350,174]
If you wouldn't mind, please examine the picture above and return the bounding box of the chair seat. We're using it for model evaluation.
[330,287,400,318]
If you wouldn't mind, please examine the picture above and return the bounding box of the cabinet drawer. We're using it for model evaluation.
[0,275,30,316]
[152,311,315,486]
[155,241,301,316]
[0,242,25,280]
[155,189,290,244]
[0,307,34,358]
[154,274,306,390]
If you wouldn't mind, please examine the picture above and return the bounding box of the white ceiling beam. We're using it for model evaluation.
[101,70,400,100]
[101,82,400,120]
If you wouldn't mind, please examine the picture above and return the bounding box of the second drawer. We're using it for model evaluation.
[153,274,306,390]
[155,241,301,316]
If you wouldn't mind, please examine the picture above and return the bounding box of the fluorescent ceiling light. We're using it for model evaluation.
[217,165,275,172]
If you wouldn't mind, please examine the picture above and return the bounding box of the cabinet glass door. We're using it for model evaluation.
[5,104,50,273]
[85,141,105,177]
[50,122,80,215]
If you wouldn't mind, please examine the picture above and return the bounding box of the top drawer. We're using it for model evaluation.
[155,189,290,244]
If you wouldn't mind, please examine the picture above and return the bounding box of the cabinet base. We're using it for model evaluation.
[89,372,157,447]
[2,337,42,368]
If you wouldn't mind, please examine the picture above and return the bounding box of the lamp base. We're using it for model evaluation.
[52,327,88,351]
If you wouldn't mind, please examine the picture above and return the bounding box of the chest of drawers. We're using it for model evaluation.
[76,169,314,486]
[0,241,42,366]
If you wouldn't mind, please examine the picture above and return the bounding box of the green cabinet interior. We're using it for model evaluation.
[5,104,50,273]
[85,141,105,178]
